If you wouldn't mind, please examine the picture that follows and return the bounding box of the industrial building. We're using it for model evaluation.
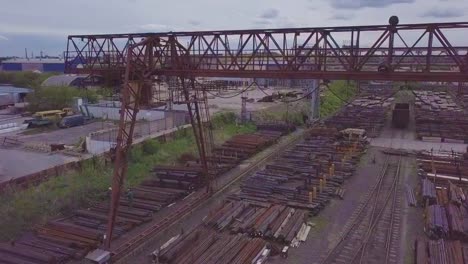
[41,74,104,88]
[0,58,65,72]
[0,85,32,108]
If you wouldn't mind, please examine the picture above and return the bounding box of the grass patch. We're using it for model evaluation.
[253,80,357,124]
[0,112,255,241]
[320,80,357,117]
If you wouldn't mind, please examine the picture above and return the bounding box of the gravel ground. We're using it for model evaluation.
[17,121,115,145]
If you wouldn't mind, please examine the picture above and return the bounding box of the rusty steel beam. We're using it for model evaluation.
[65,20,468,82]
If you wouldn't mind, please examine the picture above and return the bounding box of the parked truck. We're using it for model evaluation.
[58,115,85,128]
[24,108,75,128]
[392,103,410,129]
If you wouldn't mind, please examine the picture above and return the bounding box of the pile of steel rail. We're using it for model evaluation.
[153,126,367,264]
[231,127,365,215]
[210,130,283,168]
[426,204,449,238]
[151,165,203,189]
[422,178,437,204]
[155,227,268,264]
[0,126,294,264]
[0,180,191,263]
[324,95,393,137]
[415,238,468,264]
[203,201,309,244]
[414,90,468,143]
[406,184,417,206]
[415,150,468,263]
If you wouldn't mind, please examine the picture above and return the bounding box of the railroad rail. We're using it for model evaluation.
[322,152,403,264]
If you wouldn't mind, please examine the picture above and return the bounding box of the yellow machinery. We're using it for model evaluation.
[33,108,73,120]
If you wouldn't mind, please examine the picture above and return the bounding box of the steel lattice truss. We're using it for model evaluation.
[66,21,468,82]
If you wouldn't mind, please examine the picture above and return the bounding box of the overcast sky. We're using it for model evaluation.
[0,0,467,56]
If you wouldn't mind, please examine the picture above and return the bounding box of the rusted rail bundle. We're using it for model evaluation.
[203,201,308,244]
[212,131,281,163]
[414,90,468,143]
[155,227,267,264]
[422,178,437,204]
[324,94,393,137]
[0,127,292,263]
[232,127,365,214]
[414,151,468,264]
[151,127,365,264]
[0,181,190,263]
[415,239,467,264]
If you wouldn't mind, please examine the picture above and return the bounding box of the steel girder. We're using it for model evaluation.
[65,21,468,82]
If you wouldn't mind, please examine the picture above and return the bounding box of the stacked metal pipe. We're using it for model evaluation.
[422,178,437,204]
[324,95,393,137]
[426,205,449,239]
[414,90,468,142]
[156,228,267,264]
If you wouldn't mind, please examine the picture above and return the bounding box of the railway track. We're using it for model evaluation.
[322,153,403,264]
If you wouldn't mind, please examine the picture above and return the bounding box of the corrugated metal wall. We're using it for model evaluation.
[2,63,22,71]
[42,63,65,72]
[0,62,65,72]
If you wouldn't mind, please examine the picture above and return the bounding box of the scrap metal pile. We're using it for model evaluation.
[414,90,468,143]
[414,150,468,263]
[324,88,394,137]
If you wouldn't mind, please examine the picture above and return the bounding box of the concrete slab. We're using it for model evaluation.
[0,148,78,182]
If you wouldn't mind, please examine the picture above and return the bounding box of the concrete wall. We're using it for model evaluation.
[83,105,165,121]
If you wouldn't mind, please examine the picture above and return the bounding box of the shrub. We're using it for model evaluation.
[26,86,98,112]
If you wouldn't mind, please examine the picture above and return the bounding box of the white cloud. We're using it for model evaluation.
[259,8,279,19]
[0,35,8,41]
[138,24,174,32]
[1,0,468,56]
[420,8,465,18]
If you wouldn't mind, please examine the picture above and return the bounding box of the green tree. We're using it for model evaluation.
[26,86,98,112]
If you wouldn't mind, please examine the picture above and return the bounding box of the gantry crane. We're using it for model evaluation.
[64,17,468,249]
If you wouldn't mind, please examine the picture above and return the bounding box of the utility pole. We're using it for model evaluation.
[309,79,320,122]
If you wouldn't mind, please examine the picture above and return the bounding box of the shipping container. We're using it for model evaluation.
[392,103,410,129]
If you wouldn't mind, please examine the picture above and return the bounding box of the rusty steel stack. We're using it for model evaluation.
[0,126,295,263]
[0,180,191,263]
[152,126,367,264]
[324,94,393,137]
[414,150,468,263]
[414,90,468,143]
[210,127,290,169]
[233,127,365,215]
[156,228,268,264]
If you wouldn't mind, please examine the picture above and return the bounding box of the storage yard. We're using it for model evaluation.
[2,18,468,264]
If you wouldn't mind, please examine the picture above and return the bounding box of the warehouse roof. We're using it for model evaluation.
[0,85,32,93]
[42,74,87,86]
[2,58,64,64]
